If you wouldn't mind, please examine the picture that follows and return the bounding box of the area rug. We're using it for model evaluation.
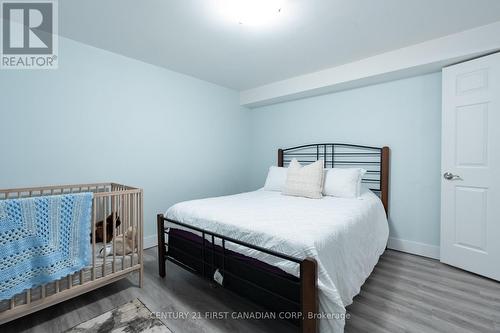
[65,299,171,333]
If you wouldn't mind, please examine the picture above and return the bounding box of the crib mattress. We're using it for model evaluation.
[0,253,139,312]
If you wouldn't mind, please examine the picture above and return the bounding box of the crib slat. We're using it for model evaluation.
[103,197,107,278]
[112,197,116,274]
[139,190,144,287]
[130,194,135,266]
[92,197,96,281]
[122,195,126,271]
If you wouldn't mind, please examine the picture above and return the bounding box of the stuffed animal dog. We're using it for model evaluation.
[90,213,121,243]
[98,226,137,257]
[114,227,137,255]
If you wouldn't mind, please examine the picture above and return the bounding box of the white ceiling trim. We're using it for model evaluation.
[240,21,500,108]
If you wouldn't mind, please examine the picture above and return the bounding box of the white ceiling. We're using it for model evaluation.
[59,0,500,91]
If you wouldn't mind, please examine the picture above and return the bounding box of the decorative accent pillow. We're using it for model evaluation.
[263,166,288,191]
[282,159,324,199]
[323,168,367,198]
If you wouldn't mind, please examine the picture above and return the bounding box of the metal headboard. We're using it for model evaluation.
[278,143,390,214]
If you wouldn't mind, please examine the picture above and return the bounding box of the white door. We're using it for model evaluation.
[441,52,500,281]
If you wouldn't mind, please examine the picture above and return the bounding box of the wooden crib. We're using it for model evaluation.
[0,183,143,325]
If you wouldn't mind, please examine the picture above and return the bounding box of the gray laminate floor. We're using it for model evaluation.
[1,248,499,333]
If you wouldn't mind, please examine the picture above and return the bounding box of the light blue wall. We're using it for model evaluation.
[248,73,442,247]
[0,37,250,239]
[0,37,442,248]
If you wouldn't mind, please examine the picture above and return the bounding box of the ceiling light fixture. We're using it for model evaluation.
[214,0,285,27]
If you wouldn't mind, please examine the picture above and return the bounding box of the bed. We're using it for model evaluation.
[157,143,390,333]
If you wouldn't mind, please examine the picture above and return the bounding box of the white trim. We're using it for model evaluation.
[387,237,440,260]
[240,21,500,107]
[143,234,158,249]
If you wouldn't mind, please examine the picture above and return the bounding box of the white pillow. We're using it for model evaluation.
[263,166,288,191]
[282,159,324,199]
[323,168,366,198]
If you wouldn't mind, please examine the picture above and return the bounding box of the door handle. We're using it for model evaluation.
[443,172,462,181]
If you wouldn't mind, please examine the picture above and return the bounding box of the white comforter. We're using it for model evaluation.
[166,189,389,332]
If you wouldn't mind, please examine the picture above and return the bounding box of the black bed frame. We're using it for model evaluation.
[157,143,390,333]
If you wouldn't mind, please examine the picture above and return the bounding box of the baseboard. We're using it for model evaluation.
[143,234,158,249]
[387,237,440,260]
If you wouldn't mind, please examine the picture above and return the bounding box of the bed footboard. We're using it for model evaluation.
[157,214,318,333]
[301,258,318,333]
[157,214,166,278]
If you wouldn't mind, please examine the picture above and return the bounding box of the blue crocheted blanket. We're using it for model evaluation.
[0,192,93,300]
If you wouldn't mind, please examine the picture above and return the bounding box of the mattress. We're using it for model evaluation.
[166,188,389,333]
[0,253,138,312]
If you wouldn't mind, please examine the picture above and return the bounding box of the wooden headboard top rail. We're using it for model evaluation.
[278,143,390,215]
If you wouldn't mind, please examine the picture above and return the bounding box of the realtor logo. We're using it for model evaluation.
[1,0,58,69]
